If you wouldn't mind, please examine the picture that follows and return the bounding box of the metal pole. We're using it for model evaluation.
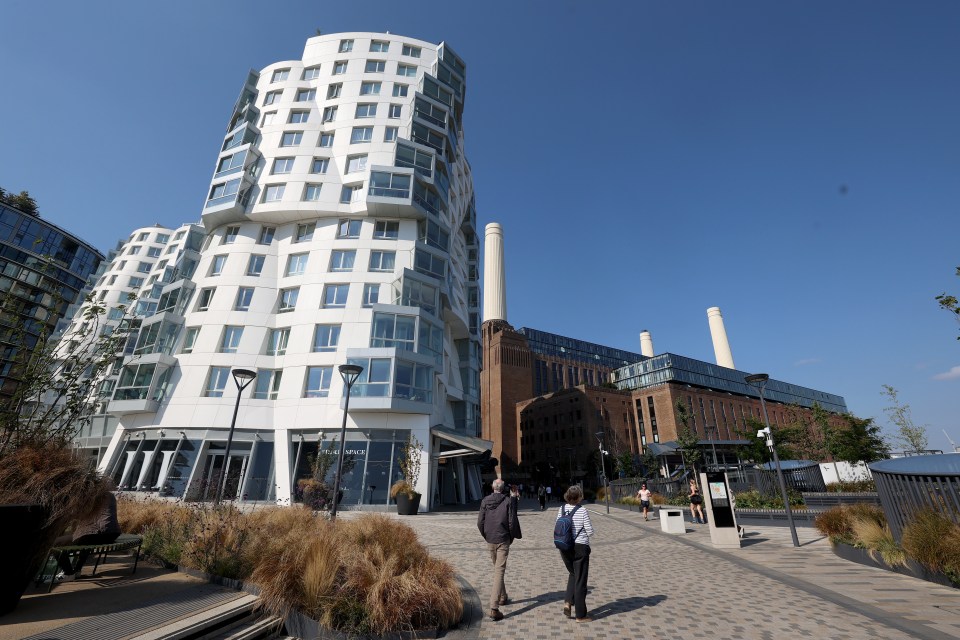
[330,381,353,522]
[597,433,610,514]
[709,426,718,471]
[215,370,255,506]
[758,392,800,548]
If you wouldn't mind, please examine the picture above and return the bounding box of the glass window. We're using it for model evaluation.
[311,157,329,174]
[197,288,214,311]
[263,184,285,202]
[322,106,337,122]
[340,185,363,203]
[326,83,342,99]
[369,171,411,198]
[313,324,341,352]
[362,283,379,307]
[319,133,334,147]
[402,44,421,58]
[272,157,295,174]
[347,357,391,397]
[253,369,283,400]
[338,39,353,53]
[302,66,321,80]
[304,366,333,398]
[257,226,275,244]
[271,68,289,82]
[333,60,347,75]
[137,261,151,273]
[350,126,373,143]
[414,249,446,279]
[370,40,389,52]
[217,150,247,176]
[208,178,241,201]
[374,220,399,239]
[346,155,368,173]
[286,253,309,276]
[247,254,265,276]
[205,366,231,398]
[295,89,316,102]
[392,83,408,97]
[418,219,450,251]
[266,328,289,355]
[220,326,243,353]
[395,361,432,402]
[182,327,199,353]
[279,287,299,312]
[329,250,355,272]
[288,110,309,123]
[210,254,227,276]
[395,143,433,177]
[295,222,315,242]
[304,184,322,201]
[338,219,362,238]
[323,284,349,308]
[384,126,398,142]
[281,131,302,146]
[355,103,377,118]
[369,250,396,272]
[234,287,254,311]
[365,60,385,73]
[223,225,241,244]
[128,276,144,288]
[147,246,162,258]
[129,245,141,255]
[388,104,401,119]
[156,233,170,244]
[261,111,277,126]
[360,81,381,95]
[263,90,281,106]
[371,312,416,350]
[397,63,417,77]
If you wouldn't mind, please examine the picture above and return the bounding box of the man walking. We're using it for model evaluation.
[478,479,521,621]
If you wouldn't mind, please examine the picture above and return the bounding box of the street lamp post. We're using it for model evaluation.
[706,425,719,471]
[567,446,575,485]
[330,363,363,522]
[596,431,610,514]
[745,373,800,548]
[215,368,257,506]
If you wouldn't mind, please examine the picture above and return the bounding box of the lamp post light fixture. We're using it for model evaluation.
[215,368,257,506]
[745,373,800,548]
[596,431,610,514]
[330,363,363,522]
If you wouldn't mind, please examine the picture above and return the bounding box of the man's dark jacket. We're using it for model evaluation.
[478,492,521,544]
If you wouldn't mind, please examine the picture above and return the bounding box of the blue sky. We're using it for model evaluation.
[1,1,958,450]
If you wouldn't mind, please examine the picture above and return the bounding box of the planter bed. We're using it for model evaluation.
[830,541,957,589]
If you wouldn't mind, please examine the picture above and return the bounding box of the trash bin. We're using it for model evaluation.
[659,507,686,534]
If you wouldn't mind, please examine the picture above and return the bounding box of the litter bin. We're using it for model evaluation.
[659,507,686,534]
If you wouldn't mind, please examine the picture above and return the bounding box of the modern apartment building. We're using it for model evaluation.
[0,200,103,402]
[91,33,484,510]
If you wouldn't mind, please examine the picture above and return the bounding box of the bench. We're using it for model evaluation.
[38,533,143,592]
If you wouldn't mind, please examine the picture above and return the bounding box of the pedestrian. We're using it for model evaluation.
[689,479,705,524]
[556,485,594,622]
[636,482,652,521]
[538,484,547,511]
[518,482,524,500]
[477,479,521,621]
[546,485,552,502]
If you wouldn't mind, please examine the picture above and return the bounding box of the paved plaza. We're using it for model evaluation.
[397,499,960,640]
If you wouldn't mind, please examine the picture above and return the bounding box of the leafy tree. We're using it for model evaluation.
[777,403,832,461]
[674,398,703,474]
[639,449,659,479]
[0,187,39,216]
[935,266,960,340]
[827,413,890,465]
[881,385,928,453]
[613,451,636,478]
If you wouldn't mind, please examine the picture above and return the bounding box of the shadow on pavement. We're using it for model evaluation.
[739,537,770,547]
[591,594,667,620]
[503,590,566,618]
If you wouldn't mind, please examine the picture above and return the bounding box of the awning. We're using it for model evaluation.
[431,425,492,459]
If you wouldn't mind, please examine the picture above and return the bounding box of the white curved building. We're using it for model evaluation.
[95,33,484,510]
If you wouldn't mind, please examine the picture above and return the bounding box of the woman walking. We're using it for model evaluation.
[689,479,705,524]
[557,485,594,622]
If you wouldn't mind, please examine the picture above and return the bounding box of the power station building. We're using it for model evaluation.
[76,32,486,510]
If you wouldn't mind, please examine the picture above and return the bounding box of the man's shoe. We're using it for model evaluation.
[498,596,511,606]
[575,616,593,623]
[488,609,504,621]
[562,604,572,618]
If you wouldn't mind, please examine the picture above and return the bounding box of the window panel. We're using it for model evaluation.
[326,83,342,99]
[304,184,322,201]
[266,328,289,355]
[220,326,243,353]
[350,126,373,143]
[263,184,285,202]
[374,220,399,239]
[280,131,302,146]
[279,287,299,312]
[294,222,315,242]
[304,366,333,397]
[313,324,341,352]
[355,103,377,118]
[272,157,295,174]
[392,83,409,97]
[295,89,316,102]
[362,283,379,307]
[205,366,231,397]
[288,110,309,123]
[369,250,396,272]
[365,60,386,73]
[302,66,321,80]
[234,286,254,310]
[337,219,362,238]
[247,254,265,276]
[311,157,329,174]
[286,253,309,276]
[329,250,356,272]
[323,284,349,308]
[253,369,283,400]
[397,63,417,77]
[360,81,381,95]
[257,226,275,244]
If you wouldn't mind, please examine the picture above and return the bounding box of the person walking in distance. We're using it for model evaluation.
[538,484,547,511]
[689,479,706,524]
[555,485,594,622]
[636,482,652,521]
[546,485,552,502]
[478,479,521,621]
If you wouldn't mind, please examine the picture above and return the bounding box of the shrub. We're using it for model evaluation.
[825,479,876,493]
[390,479,417,499]
[618,496,639,506]
[596,486,609,502]
[729,489,805,509]
[901,509,960,577]
[815,506,853,540]
[851,516,904,566]
[650,492,668,506]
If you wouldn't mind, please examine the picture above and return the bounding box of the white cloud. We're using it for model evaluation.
[794,358,822,366]
[932,366,960,381]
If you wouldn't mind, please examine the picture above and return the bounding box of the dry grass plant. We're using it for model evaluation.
[815,506,853,540]
[901,508,960,576]
[850,516,904,566]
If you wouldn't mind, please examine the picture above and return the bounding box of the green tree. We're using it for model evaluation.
[674,398,703,473]
[827,413,890,465]
[881,385,928,453]
[639,449,659,479]
[0,188,39,216]
[614,451,636,478]
[935,266,960,340]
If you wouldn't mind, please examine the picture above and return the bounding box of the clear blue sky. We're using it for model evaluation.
[2,1,958,450]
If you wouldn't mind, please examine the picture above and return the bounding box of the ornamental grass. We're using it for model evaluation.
[901,508,960,580]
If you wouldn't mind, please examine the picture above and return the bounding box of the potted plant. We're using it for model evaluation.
[390,434,423,515]
[297,434,338,511]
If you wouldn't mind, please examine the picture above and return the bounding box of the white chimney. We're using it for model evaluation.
[483,223,506,322]
[639,330,654,357]
[707,307,735,369]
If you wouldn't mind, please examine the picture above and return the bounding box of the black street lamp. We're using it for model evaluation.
[215,368,256,506]
[330,363,363,522]
[745,373,800,548]
[706,425,719,471]
[596,431,610,514]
